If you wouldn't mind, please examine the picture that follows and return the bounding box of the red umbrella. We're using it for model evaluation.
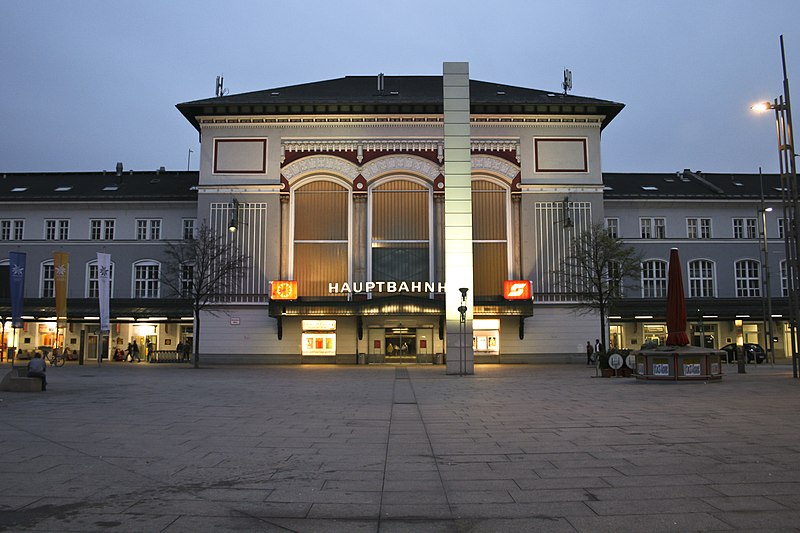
[666,247,690,345]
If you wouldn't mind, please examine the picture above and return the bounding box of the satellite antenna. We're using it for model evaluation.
[215,75,229,97]
[562,68,572,95]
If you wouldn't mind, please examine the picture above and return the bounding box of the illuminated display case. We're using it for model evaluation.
[301,320,336,356]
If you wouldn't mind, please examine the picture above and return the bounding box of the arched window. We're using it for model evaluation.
[293,179,349,297]
[40,260,55,298]
[86,260,114,298]
[370,178,431,288]
[132,260,160,298]
[641,260,667,298]
[472,178,508,297]
[688,259,715,297]
[735,259,761,297]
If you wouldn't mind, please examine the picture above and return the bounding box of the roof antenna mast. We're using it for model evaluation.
[215,75,228,97]
[562,68,572,95]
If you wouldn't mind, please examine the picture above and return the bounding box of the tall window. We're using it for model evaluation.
[136,219,161,240]
[472,179,508,296]
[293,180,349,296]
[605,217,619,239]
[607,261,623,298]
[687,217,711,239]
[45,219,69,240]
[90,219,115,240]
[688,259,715,297]
[735,259,761,297]
[87,261,114,298]
[640,217,665,239]
[371,179,430,289]
[781,260,789,297]
[733,218,756,239]
[1,220,24,241]
[180,263,194,297]
[133,261,160,298]
[41,262,55,298]
[182,219,196,240]
[778,218,785,239]
[641,260,667,298]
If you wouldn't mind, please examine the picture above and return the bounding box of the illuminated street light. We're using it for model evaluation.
[751,35,799,378]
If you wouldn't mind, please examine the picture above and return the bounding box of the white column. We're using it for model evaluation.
[443,62,474,375]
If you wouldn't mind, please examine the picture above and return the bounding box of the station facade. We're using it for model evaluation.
[3,65,789,366]
[174,64,623,367]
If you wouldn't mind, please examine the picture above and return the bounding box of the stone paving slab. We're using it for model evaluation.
[1,362,800,531]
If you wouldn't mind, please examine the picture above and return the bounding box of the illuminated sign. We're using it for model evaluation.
[503,280,532,300]
[329,281,446,294]
[302,320,336,331]
[270,280,298,300]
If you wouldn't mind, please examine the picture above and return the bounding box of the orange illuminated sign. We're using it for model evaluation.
[503,280,532,300]
[270,280,298,300]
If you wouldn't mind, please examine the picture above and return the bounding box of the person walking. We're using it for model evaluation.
[595,338,604,355]
[131,340,141,363]
[586,341,594,365]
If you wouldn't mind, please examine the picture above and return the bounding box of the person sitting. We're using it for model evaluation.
[27,352,47,391]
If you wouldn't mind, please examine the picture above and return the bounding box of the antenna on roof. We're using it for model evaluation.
[562,69,572,95]
[215,75,228,97]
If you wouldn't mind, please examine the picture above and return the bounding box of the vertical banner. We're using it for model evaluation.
[9,252,26,328]
[97,252,111,332]
[54,251,69,328]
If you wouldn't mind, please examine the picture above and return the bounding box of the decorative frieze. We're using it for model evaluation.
[360,155,441,181]
[281,155,359,181]
[471,155,520,181]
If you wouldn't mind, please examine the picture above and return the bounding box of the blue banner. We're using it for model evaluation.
[9,252,26,328]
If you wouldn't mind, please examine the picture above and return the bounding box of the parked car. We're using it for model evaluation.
[719,343,766,364]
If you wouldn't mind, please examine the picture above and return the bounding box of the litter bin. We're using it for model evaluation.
[357,353,366,365]
[434,353,443,365]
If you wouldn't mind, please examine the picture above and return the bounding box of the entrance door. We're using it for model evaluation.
[385,328,416,361]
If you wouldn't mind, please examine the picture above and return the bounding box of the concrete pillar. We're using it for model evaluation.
[443,62,474,375]
[279,195,290,279]
[352,194,368,286]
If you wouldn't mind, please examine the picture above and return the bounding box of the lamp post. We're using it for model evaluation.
[752,35,799,378]
[757,173,776,365]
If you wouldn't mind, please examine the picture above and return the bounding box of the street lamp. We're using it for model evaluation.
[757,182,776,365]
[751,35,799,378]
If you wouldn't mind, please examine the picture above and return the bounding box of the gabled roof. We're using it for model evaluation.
[0,170,198,202]
[603,170,784,200]
[177,75,624,131]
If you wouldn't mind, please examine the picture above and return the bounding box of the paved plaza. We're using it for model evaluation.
[1,361,799,532]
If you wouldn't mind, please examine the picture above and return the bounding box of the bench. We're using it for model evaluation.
[0,366,43,392]
[148,350,189,363]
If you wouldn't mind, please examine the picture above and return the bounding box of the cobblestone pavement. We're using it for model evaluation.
[1,361,799,532]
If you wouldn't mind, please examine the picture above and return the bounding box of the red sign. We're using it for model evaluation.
[270,280,298,300]
[420,340,427,349]
[503,280,532,300]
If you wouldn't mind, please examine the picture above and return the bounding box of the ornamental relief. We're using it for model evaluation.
[360,155,441,181]
[471,155,519,180]
[281,155,359,181]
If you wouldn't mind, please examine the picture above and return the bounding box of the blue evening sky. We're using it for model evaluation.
[2,0,799,174]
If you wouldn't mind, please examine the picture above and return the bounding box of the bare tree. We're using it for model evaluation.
[556,222,641,351]
[161,223,249,368]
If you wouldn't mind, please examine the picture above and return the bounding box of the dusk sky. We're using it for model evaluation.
[3,0,800,174]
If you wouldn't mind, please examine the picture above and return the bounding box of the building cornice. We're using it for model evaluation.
[197,114,603,129]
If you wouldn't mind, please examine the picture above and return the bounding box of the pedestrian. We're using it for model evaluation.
[595,338,604,355]
[131,340,141,362]
[586,341,594,365]
[27,352,47,391]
